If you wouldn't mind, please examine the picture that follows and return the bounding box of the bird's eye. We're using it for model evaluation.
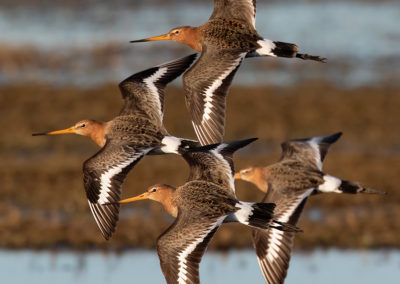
[242,169,250,174]
[151,188,157,193]
[174,30,180,34]
[81,123,86,128]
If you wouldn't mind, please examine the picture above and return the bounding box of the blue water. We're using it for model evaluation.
[1,249,399,283]
[0,1,399,87]
[1,2,399,57]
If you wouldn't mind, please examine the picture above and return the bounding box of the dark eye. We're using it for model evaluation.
[242,169,250,174]
[174,30,180,34]
[151,188,157,193]
[81,123,86,128]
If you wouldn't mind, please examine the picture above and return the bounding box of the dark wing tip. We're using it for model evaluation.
[286,132,343,146]
[154,53,198,86]
[118,66,159,93]
[88,201,120,241]
[187,137,258,154]
[118,53,198,95]
[222,137,258,154]
[322,132,343,144]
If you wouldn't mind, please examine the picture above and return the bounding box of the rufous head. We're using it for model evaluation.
[235,167,269,193]
[130,26,202,52]
[32,119,106,147]
[119,184,178,217]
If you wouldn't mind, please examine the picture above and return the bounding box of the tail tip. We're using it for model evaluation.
[272,220,302,233]
[296,53,327,63]
[362,188,387,195]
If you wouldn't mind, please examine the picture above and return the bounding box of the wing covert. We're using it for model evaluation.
[210,0,257,28]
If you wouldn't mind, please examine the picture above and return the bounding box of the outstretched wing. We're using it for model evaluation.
[83,141,151,240]
[119,54,197,124]
[211,0,257,28]
[280,132,342,170]
[183,138,257,194]
[157,213,224,284]
[183,47,245,145]
[253,198,307,284]
[251,168,318,284]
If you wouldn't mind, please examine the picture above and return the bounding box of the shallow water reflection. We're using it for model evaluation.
[0,1,399,87]
[1,249,399,283]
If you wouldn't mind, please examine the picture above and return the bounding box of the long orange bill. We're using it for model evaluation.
[119,192,149,204]
[130,33,171,43]
[32,126,75,136]
[234,173,241,180]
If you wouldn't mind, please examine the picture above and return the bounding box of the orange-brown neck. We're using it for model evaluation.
[241,167,270,193]
[162,195,178,218]
[252,168,269,193]
[84,121,108,147]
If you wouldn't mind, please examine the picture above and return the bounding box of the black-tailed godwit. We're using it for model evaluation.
[235,132,385,284]
[131,0,326,145]
[33,54,200,240]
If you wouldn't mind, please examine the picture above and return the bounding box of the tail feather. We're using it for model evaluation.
[318,175,386,195]
[252,39,326,62]
[234,202,302,232]
[246,203,275,229]
[157,136,199,154]
[272,41,299,58]
[339,180,386,195]
[296,53,327,62]
[271,220,303,233]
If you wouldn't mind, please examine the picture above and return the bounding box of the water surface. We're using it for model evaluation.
[1,249,399,283]
[0,1,399,87]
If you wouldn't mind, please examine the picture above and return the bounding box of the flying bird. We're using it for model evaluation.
[131,0,326,145]
[33,54,199,240]
[116,138,300,284]
[235,132,386,284]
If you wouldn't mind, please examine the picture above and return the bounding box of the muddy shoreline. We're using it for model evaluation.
[1,82,398,250]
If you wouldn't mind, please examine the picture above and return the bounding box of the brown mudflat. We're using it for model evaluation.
[1,81,398,250]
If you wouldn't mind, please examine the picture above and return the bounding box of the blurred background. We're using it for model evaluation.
[0,0,399,283]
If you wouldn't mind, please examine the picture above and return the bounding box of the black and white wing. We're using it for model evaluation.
[251,166,321,284]
[253,197,307,284]
[211,0,257,28]
[157,213,225,284]
[183,47,245,145]
[280,132,342,170]
[183,138,257,194]
[83,141,151,240]
[119,53,197,124]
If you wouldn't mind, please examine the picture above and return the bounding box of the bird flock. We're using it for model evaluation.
[33,1,385,283]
